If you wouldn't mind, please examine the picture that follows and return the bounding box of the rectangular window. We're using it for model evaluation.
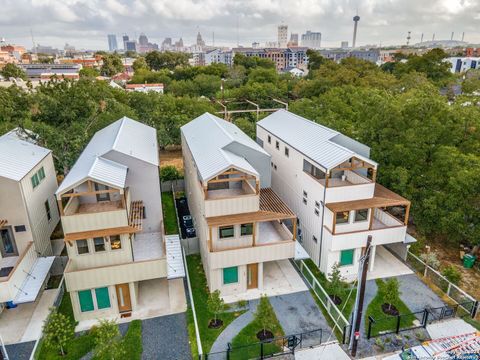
[110,235,122,250]
[284,147,289,157]
[336,211,350,224]
[94,237,105,252]
[44,200,51,221]
[95,287,111,309]
[303,190,308,198]
[240,223,253,236]
[14,225,26,232]
[312,235,318,243]
[274,165,277,170]
[340,249,354,266]
[219,226,234,239]
[94,183,111,202]
[314,209,320,216]
[303,159,326,180]
[355,209,369,222]
[315,201,320,208]
[31,173,39,189]
[267,135,271,144]
[76,239,89,254]
[78,290,94,312]
[303,198,307,205]
[275,141,279,150]
[223,266,238,284]
[142,206,146,219]
[38,167,45,181]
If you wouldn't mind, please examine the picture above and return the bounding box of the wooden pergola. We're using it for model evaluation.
[325,156,377,187]
[206,188,296,251]
[326,184,411,234]
[203,168,259,199]
[0,219,7,228]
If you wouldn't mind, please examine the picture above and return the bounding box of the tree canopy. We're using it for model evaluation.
[0,63,27,80]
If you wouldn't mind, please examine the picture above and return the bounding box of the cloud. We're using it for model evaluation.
[0,0,479,50]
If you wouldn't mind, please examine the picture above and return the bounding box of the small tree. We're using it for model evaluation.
[383,278,401,310]
[328,262,345,299]
[0,63,27,80]
[254,295,276,337]
[42,308,74,356]
[442,265,462,285]
[93,319,125,360]
[160,165,182,182]
[207,290,225,326]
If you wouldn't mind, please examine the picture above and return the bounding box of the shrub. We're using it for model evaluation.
[383,278,401,310]
[328,262,345,297]
[160,165,182,181]
[442,265,462,285]
[93,319,125,360]
[254,295,276,337]
[420,251,440,269]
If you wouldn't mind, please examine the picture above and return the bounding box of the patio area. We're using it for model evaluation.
[132,232,164,261]
[257,221,292,244]
[0,288,57,344]
[222,259,307,303]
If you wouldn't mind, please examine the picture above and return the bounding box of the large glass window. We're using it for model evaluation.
[94,237,106,252]
[219,226,234,239]
[78,290,94,312]
[336,211,350,224]
[76,239,89,254]
[110,235,122,250]
[340,249,355,266]
[303,160,326,180]
[355,209,369,222]
[94,182,110,202]
[223,267,238,284]
[95,287,111,309]
[240,223,253,236]
[44,200,51,221]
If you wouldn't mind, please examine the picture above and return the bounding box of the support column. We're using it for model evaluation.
[369,245,377,272]
[258,262,264,290]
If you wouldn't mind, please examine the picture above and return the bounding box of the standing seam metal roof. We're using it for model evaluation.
[181,113,268,181]
[257,110,376,170]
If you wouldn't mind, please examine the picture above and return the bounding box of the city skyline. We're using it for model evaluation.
[1,0,480,50]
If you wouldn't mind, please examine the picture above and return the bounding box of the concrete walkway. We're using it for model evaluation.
[397,274,445,312]
[210,300,259,354]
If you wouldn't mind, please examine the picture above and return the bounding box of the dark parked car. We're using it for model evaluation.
[186,227,196,238]
[182,215,193,228]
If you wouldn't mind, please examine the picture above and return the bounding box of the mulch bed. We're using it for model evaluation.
[256,329,274,341]
[329,294,343,305]
[208,319,224,329]
[381,303,399,316]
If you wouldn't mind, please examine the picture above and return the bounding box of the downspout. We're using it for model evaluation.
[318,171,329,268]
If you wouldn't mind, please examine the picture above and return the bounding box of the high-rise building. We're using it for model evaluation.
[352,15,360,48]
[196,32,205,47]
[138,33,148,46]
[122,35,129,50]
[278,24,288,48]
[301,31,322,49]
[288,33,299,47]
[108,34,118,52]
[125,40,137,52]
[341,41,349,49]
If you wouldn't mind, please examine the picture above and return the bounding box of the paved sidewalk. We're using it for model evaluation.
[210,300,259,354]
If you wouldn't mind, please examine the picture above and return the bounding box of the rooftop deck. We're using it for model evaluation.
[76,200,123,214]
[257,221,293,245]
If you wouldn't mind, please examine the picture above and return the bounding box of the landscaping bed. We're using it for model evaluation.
[161,191,179,235]
[185,254,245,357]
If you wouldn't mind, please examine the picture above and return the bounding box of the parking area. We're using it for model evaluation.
[175,196,196,239]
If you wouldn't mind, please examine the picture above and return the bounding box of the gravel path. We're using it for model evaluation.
[209,300,259,354]
[4,341,35,360]
[397,274,445,312]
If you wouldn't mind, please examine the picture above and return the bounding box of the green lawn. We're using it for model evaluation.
[230,298,284,360]
[365,279,416,337]
[185,254,245,356]
[162,191,179,235]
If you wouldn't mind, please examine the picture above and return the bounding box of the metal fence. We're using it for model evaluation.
[367,300,478,339]
[292,260,351,344]
[201,329,324,360]
[405,251,479,317]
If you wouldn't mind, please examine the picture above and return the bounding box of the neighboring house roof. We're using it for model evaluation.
[0,128,51,181]
[125,83,164,88]
[181,112,269,182]
[57,116,158,195]
[257,110,377,171]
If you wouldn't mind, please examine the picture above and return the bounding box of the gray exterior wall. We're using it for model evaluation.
[224,142,272,188]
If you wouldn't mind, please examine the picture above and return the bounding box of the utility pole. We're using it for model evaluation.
[350,235,372,357]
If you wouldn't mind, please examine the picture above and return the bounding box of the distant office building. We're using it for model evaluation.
[341,41,349,49]
[175,38,184,49]
[138,33,148,46]
[288,33,299,47]
[125,41,137,52]
[108,34,118,52]
[233,47,308,72]
[204,49,233,66]
[33,44,59,55]
[20,63,82,79]
[122,35,129,50]
[319,49,379,63]
[278,25,288,48]
[301,31,321,49]
[252,42,260,49]
[447,57,480,73]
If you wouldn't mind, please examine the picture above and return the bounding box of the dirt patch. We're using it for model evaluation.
[256,329,274,341]
[381,303,399,316]
[160,150,183,172]
[329,294,343,305]
[208,319,224,329]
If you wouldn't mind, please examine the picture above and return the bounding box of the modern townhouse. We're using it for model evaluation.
[181,113,304,301]
[0,129,59,309]
[56,117,185,324]
[256,110,412,280]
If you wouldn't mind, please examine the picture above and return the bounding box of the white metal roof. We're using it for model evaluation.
[57,117,157,195]
[0,129,51,181]
[14,256,55,304]
[165,235,185,279]
[257,110,376,171]
[181,113,268,181]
